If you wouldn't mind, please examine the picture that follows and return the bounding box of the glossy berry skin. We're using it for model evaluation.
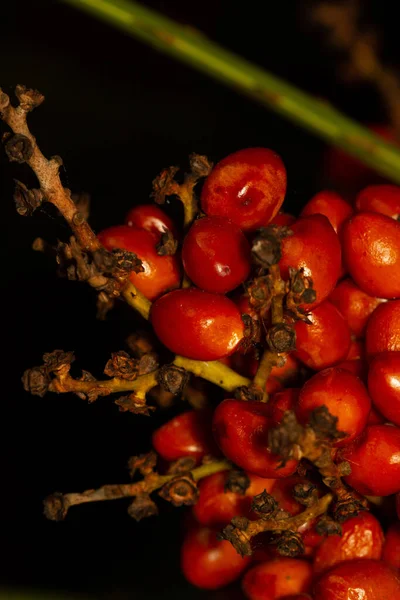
[212,399,298,478]
[279,215,342,309]
[365,300,400,359]
[382,523,400,570]
[242,558,313,600]
[356,184,400,220]
[125,203,178,239]
[329,278,385,339]
[98,225,180,301]
[181,524,250,590]
[293,300,351,371]
[313,559,400,600]
[336,339,368,382]
[367,405,385,425]
[397,493,400,519]
[300,190,353,234]
[200,147,287,232]
[313,512,384,575]
[341,212,400,299]
[152,409,218,463]
[193,470,275,527]
[296,367,371,446]
[339,424,400,496]
[182,216,251,293]
[151,289,244,360]
[270,212,296,226]
[368,351,400,426]
[269,388,300,425]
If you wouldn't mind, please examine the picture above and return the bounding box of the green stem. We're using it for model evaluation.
[64,0,400,183]
[173,355,251,391]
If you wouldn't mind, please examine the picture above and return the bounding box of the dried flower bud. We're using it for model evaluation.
[128,451,158,478]
[110,248,143,274]
[315,515,342,536]
[293,483,318,507]
[157,365,189,395]
[266,323,296,353]
[43,350,75,373]
[43,492,68,521]
[22,366,50,398]
[268,411,303,463]
[271,531,305,557]
[158,473,199,507]
[251,490,278,518]
[167,456,197,475]
[234,384,264,402]
[224,470,250,495]
[252,230,282,267]
[126,331,155,358]
[189,153,213,178]
[152,165,180,205]
[104,351,138,381]
[309,405,346,440]
[13,180,44,216]
[337,461,352,477]
[5,133,33,163]
[231,516,250,530]
[127,494,158,521]
[137,352,159,375]
[156,230,178,256]
[218,524,252,556]
[241,314,261,351]
[333,499,366,523]
[115,395,155,416]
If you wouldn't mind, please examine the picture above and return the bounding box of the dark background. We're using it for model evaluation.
[1,1,397,598]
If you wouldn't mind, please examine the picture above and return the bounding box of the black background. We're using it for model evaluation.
[1,1,397,598]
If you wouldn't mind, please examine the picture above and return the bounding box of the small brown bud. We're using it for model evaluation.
[156,230,178,256]
[218,524,252,556]
[268,411,303,463]
[128,451,158,478]
[309,405,347,440]
[251,490,278,517]
[5,133,33,163]
[43,350,75,373]
[157,364,189,395]
[158,473,199,507]
[115,395,155,416]
[151,165,180,205]
[241,314,262,351]
[333,499,366,523]
[315,515,342,536]
[338,461,352,477]
[167,456,197,475]
[43,492,68,521]
[293,483,318,507]
[13,181,44,216]
[22,366,50,398]
[272,531,305,557]
[266,323,296,353]
[234,384,264,402]
[189,153,213,178]
[104,351,138,381]
[127,494,158,521]
[137,352,159,375]
[224,470,250,495]
[231,516,250,530]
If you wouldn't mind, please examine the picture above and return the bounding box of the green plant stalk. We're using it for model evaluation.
[63,0,400,183]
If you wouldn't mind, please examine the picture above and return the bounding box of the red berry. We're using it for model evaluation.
[270,212,296,226]
[397,493,400,519]
[301,190,353,234]
[313,559,400,600]
[193,470,275,527]
[241,558,313,600]
[336,339,368,382]
[182,216,251,293]
[279,596,312,600]
[293,300,351,371]
[98,224,180,301]
[269,388,300,425]
[329,278,385,338]
[296,367,371,446]
[150,288,244,360]
[367,405,386,425]
[368,351,400,426]
[212,399,298,478]
[279,215,341,309]
[382,523,400,570]
[125,203,178,238]
[313,511,384,575]
[365,300,400,359]
[181,524,250,590]
[356,184,400,220]
[339,424,400,496]
[266,355,302,395]
[201,148,287,232]
[341,212,400,299]
[152,409,218,463]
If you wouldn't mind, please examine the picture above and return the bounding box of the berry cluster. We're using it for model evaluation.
[1,87,399,600]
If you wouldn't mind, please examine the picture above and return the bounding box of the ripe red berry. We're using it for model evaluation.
[368,351,400,426]
[212,399,298,478]
[200,148,287,232]
[397,493,400,519]
[365,300,400,359]
[152,409,218,463]
[300,190,353,234]
[182,216,251,293]
[181,524,250,590]
[268,388,300,425]
[382,522,400,570]
[150,288,244,360]
[341,212,400,299]
[313,559,400,600]
[270,211,296,226]
[339,424,400,496]
[98,224,180,301]
[279,215,341,309]
[313,511,384,575]
[125,203,178,239]
[193,470,275,527]
[329,278,385,338]
[367,405,386,425]
[296,367,371,446]
[336,339,368,381]
[356,184,400,220]
[293,300,351,371]
[266,355,302,395]
[241,558,313,600]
